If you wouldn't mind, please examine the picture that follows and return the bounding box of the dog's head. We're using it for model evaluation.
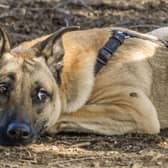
[0,27,78,146]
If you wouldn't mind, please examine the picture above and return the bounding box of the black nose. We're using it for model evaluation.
[7,122,31,140]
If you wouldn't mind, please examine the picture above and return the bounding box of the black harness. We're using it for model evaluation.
[95,30,168,74]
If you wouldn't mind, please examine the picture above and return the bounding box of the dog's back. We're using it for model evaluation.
[59,27,168,133]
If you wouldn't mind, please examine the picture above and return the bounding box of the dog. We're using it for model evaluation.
[0,26,168,145]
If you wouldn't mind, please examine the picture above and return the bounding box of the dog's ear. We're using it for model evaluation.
[33,26,79,84]
[34,26,79,62]
[0,28,11,56]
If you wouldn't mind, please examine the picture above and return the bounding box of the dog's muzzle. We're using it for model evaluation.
[0,112,36,146]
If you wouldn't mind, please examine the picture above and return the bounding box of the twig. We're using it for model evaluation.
[0,4,9,9]
[71,142,91,148]
[76,0,94,11]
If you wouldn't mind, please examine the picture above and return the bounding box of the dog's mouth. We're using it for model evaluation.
[0,135,37,146]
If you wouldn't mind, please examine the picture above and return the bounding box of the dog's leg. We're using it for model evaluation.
[48,87,160,135]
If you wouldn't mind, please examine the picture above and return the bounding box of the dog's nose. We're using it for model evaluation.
[7,122,31,140]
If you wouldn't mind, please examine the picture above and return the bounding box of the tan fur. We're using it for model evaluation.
[49,27,168,134]
[1,27,168,138]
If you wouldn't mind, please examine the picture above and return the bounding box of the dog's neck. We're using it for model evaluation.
[60,50,96,113]
[57,29,112,113]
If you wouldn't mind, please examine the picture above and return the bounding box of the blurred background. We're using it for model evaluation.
[0,0,167,46]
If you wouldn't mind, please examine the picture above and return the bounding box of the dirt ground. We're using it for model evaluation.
[0,0,168,167]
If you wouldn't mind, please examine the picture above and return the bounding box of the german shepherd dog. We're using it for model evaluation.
[0,26,168,146]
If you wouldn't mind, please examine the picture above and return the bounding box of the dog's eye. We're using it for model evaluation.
[36,89,50,103]
[0,83,9,96]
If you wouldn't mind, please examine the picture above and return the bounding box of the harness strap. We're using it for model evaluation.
[95,30,137,74]
[95,30,168,74]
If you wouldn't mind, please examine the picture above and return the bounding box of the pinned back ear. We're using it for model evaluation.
[33,26,80,84]
[34,26,79,60]
[0,27,11,56]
